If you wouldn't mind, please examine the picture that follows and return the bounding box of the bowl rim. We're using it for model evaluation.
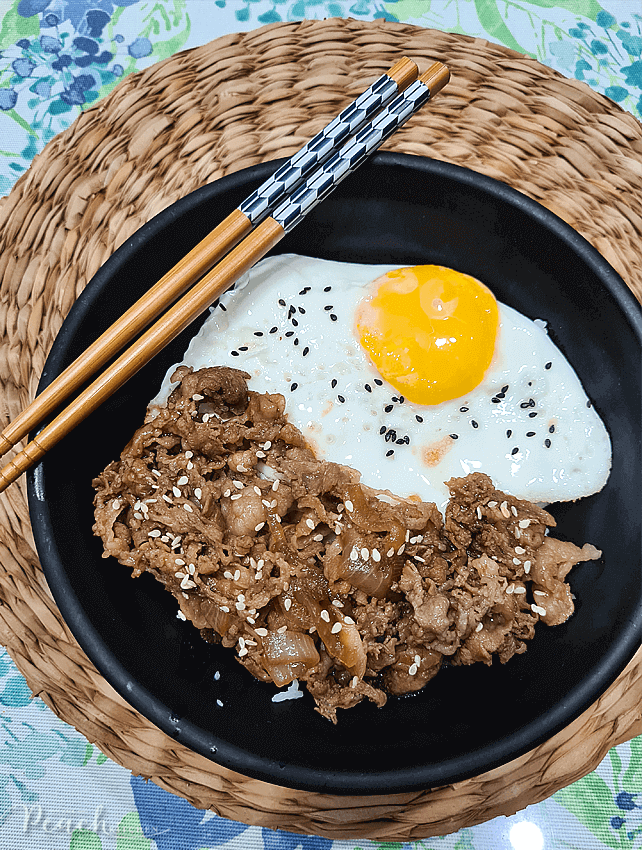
[28,152,642,793]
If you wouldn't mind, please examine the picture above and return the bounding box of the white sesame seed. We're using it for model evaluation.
[148,529,161,538]
[350,548,358,561]
[182,592,188,599]
[235,601,246,611]
[177,611,187,621]
[194,488,202,500]
[524,561,531,573]
[515,546,526,555]
[253,486,261,496]
[230,493,242,501]
[513,557,521,565]
[476,507,482,519]
[188,564,195,576]
[397,544,405,555]
[234,570,241,581]
[277,625,287,634]
[254,522,265,532]
[192,394,204,401]
[175,558,185,565]
[343,616,355,625]
[331,622,342,634]
[202,414,211,424]
[284,598,292,611]
[306,519,315,529]
[223,489,231,498]
[361,548,370,561]
[238,647,248,657]
[255,628,268,637]
[475,622,483,632]
[180,577,191,590]
[178,476,189,486]
[500,501,510,518]
[309,626,316,633]
[221,606,230,613]
[408,663,418,676]
[256,451,266,458]
[314,534,324,542]
[506,585,515,594]
[414,555,426,564]
[233,480,243,489]
[224,571,233,579]
[134,512,143,520]
[263,441,272,450]
[270,499,277,509]
[152,469,161,478]
[262,499,271,508]
[272,480,280,491]
[345,500,354,512]
[112,499,121,510]
[351,676,358,688]
[245,639,257,646]
[238,637,246,649]
[331,600,343,608]
[511,505,518,516]
[320,610,330,622]
[372,549,381,562]
[519,519,531,528]
[237,465,247,472]
[488,500,497,508]
[414,655,421,665]
[405,529,411,542]
[532,604,547,616]
[175,572,185,580]
[387,548,395,558]
[172,486,181,498]
[337,504,344,513]
[514,586,526,594]
[515,528,522,539]
[216,699,223,707]
[185,451,193,459]
[534,590,547,597]
[187,461,194,470]
[162,495,172,504]
[183,504,193,513]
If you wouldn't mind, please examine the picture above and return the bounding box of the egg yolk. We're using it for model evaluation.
[355,265,499,406]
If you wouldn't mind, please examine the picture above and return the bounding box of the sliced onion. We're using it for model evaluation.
[262,630,320,687]
[295,590,367,678]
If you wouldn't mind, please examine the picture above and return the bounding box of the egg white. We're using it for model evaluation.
[154,254,611,514]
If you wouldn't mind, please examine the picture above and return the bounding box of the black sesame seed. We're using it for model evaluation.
[288,306,295,316]
[385,404,393,413]
[365,384,372,393]
[379,426,386,435]
[544,438,551,448]
[502,385,509,393]
[285,331,294,338]
[385,432,393,443]
[337,395,345,403]
[279,299,286,307]
[403,436,410,444]
[330,314,337,322]
[529,399,536,407]
[520,402,530,409]
[471,420,479,428]
[270,326,277,334]
[374,379,383,386]
[528,381,533,386]
[331,379,337,389]
[586,400,592,408]
[529,411,538,418]
[239,346,248,351]
[400,397,405,403]
[506,429,512,438]
[324,286,331,292]
[303,346,309,356]
[291,318,299,327]
[324,305,333,311]
[526,431,535,437]
[298,289,308,295]
[298,307,306,314]
[290,383,298,392]
[220,303,227,312]
[450,434,459,440]
[460,406,469,412]
[396,439,405,445]
[254,331,264,337]
[511,447,519,455]
[392,396,399,403]
[491,398,501,403]
[549,425,555,433]
[231,351,239,357]
[416,415,424,423]
[386,450,394,457]
[545,361,552,370]
[294,338,299,346]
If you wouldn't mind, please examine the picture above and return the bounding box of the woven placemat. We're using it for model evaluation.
[0,17,641,841]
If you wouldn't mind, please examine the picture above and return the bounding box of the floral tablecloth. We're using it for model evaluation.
[1,1,641,849]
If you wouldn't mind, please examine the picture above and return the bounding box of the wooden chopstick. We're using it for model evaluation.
[0,62,449,493]
[0,57,419,461]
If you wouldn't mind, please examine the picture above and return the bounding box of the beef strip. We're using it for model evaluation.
[93,367,602,723]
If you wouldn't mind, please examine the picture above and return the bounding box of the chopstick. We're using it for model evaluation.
[0,61,449,493]
[0,57,419,461]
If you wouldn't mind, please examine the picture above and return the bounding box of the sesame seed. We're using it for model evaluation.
[255,628,268,637]
[416,415,424,423]
[345,500,354,512]
[331,622,342,634]
[450,434,459,440]
[194,488,202,500]
[337,395,345,403]
[372,549,381,562]
[513,557,521,565]
[344,616,355,625]
[488,501,498,508]
[254,331,263,337]
[324,305,333,311]
[514,586,526,595]
[233,480,243,488]
[524,561,531,573]
[175,571,185,580]
[506,585,515,595]
[515,546,526,554]
[234,570,241,581]
[529,411,538,418]
[152,469,161,478]
[475,622,483,632]
[397,544,405,555]
[172,486,181,498]
[298,307,305,314]
[284,598,292,611]
[303,347,309,356]
[270,326,277,334]
[183,504,194,513]
[231,351,239,357]
[256,450,266,458]
[476,507,482,519]
[272,480,280,491]
[519,519,531,528]
[253,486,261,496]
[254,522,265,532]
[177,611,187,621]
[386,450,394,457]
[331,378,337,388]
[324,286,331,292]
[277,625,287,634]
[532,604,547,616]
[534,590,547,597]
[290,383,298,392]
[545,361,552,370]
[408,663,418,676]
[544,438,551,448]
[162,495,173,504]
[224,571,233,579]
[526,431,535,437]
[387,548,394,557]
[511,447,519,456]
[279,299,286,306]
[471,420,479,428]
[500,501,510,518]
[414,555,426,563]
[460,406,469,413]
[414,655,421,665]
[223,489,231,498]
[330,314,337,322]
[238,647,248,657]
[134,512,143,520]
[221,605,230,613]
[230,493,241,501]
[511,505,518,516]
[384,404,393,413]
[235,601,246,611]
[321,610,330,622]
[361,548,370,560]
[350,676,358,688]
[306,518,315,529]
[185,451,193,459]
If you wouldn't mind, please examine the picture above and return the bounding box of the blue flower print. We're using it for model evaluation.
[128,36,152,58]
[262,827,333,849]
[621,60,642,89]
[130,774,251,849]
[0,89,18,111]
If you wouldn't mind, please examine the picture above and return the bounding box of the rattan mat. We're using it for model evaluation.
[0,17,641,841]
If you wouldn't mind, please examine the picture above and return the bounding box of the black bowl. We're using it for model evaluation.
[28,153,642,794]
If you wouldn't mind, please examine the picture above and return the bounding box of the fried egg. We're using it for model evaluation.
[154,254,611,513]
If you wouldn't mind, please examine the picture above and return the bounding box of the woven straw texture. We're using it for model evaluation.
[0,17,641,841]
